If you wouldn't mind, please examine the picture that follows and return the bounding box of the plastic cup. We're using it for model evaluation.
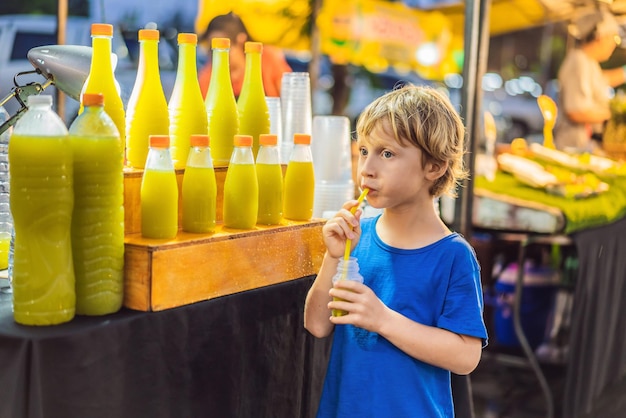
[280,72,312,163]
[312,115,352,182]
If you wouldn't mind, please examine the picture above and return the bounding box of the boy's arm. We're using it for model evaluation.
[304,253,340,338]
[329,280,483,375]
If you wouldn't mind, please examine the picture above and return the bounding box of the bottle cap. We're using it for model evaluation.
[91,23,113,37]
[212,37,230,49]
[190,134,209,147]
[139,29,160,41]
[149,135,170,148]
[293,133,311,145]
[178,33,197,45]
[81,93,104,107]
[27,95,53,106]
[244,42,263,53]
[234,135,253,147]
[259,134,277,146]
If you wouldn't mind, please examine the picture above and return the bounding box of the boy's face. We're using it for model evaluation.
[356,121,436,210]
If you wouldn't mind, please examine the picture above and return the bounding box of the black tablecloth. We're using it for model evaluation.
[566,216,626,418]
[0,275,475,418]
[0,277,332,418]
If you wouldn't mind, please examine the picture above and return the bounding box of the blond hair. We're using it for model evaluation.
[355,85,468,197]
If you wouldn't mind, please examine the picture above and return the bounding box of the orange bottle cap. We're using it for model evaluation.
[293,133,311,145]
[190,134,209,147]
[139,29,160,41]
[149,135,170,148]
[259,134,277,146]
[91,23,113,37]
[178,33,197,45]
[234,135,253,147]
[244,42,263,53]
[212,37,230,49]
[81,93,104,107]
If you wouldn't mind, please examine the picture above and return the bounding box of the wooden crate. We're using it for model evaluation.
[122,168,326,311]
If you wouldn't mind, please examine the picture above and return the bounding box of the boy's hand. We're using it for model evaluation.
[321,200,363,259]
[328,279,390,333]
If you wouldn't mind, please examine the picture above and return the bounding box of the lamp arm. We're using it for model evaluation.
[0,71,53,136]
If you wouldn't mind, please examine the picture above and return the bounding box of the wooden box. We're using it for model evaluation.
[123,168,326,311]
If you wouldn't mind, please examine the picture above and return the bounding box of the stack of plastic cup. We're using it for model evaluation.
[280,72,312,163]
[311,115,355,218]
[265,97,283,153]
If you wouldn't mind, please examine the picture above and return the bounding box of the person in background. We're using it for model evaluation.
[198,12,292,99]
[555,8,626,152]
[304,85,487,417]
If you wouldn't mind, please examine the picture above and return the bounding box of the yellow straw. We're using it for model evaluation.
[341,188,369,276]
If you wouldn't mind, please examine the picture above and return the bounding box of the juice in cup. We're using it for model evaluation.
[182,134,217,233]
[223,135,258,229]
[126,29,170,169]
[237,42,270,159]
[169,33,208,169]
[141,135,178,239]
[69,93,124,316]
[0,233,9,270]
[205,38,239,166]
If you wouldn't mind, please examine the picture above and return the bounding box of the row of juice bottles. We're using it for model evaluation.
[7,22,299,325]
[83,23,270,170]
[142,131,314,239]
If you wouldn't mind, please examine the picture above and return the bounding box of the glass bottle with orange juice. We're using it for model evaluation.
[169,33,208,169]
[69,93,124,316]
[126,29,170,169]
[141,135,178,239]
[182,134,217,233]
[256,133,283,225]
[283,133,315,221]
[9,95,75,325]
[80,23,126,154]
[223,135,258,229]
[237,42,270,159]
[205,38,239,166]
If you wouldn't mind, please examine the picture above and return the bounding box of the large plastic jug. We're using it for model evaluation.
[283,133,315,221]
[9,95,75,325]
[141,135,178,239]
[80,23,126,156]
[182,134,217,233]
[205,38,239,167]
[256,133,283,225]
[237,42,270,159]
[126,29,169,169]
[223,135,258,229]
[169,33,208,169]
[69,93,124,316]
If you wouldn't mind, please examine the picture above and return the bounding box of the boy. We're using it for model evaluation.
[304,85,488,417]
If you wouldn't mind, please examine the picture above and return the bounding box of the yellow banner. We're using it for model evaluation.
[317,0,461,79]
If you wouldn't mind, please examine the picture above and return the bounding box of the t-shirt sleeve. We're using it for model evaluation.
[436,243,489,347]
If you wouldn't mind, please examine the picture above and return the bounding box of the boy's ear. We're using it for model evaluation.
[426,160,448,181]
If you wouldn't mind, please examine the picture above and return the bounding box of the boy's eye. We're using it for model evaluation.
[359,147,368,156]
[382,150,393,158]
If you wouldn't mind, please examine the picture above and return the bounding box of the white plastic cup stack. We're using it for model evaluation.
[311,115,355,218]
[280,72,312,163]
[265,96,283,153]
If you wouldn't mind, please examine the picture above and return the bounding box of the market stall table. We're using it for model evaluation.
[471,170,626,418]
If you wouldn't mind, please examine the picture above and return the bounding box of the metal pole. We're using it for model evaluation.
[453,0,491,240]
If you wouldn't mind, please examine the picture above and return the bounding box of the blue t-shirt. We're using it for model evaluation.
[316,216,488,418]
